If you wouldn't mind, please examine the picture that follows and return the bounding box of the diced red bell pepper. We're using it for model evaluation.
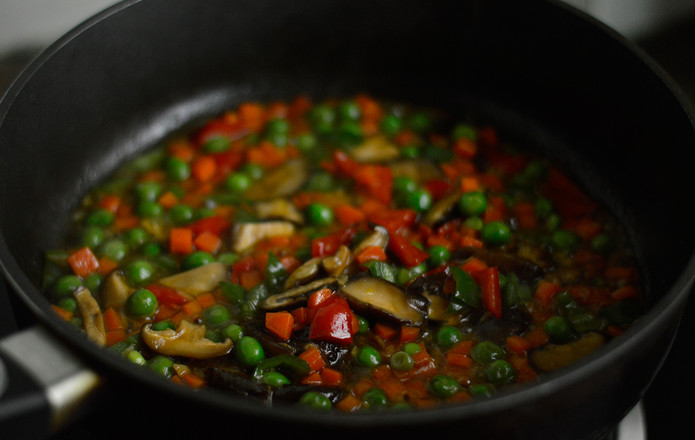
[309,295,354,345]
[189,216,230,236]
[310,228,355,258]
[388,232,429,268]
[146,284,188,307]
[194,119,248,146]
[480,267,502,319]
[369,209,417,233]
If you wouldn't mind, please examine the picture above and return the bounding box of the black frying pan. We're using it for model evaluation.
[1,1,694,439]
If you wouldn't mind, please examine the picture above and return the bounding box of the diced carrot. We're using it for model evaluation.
[335,204,366,226]
[181,372,206,389]
[320,367,343,386]
[301,371,324,385]
[446,352,473,368]
[460,257,488,277]
[352,377,375,397]
[448,340,474,355]
[238,102,266,131]
[460,236,484,248]
[355,245,387,264]
[105,329,127,347]
[299,346,325,372]
[170,228,194,254]
[232,255,256,273]
[67,247,100,278]
[336,394,362,412]
[308,288,334,309]
[196,292,216,309]
[114,215,139,231]
[535,280,562,307]
[380,379,408,402]
[239,270,262,289]
[371,365,392,382]
[506,335,531,355]
[168,141,196,162]
[51,304,74,321]
[192,155,218,182]
[453,137,477,159]
[97,257,118,276]
[525,327,549,348]
[611,285,638,301]
[98,195,121,213]
[573,216,602,240]
[604,266,637,282]
[291,307,309,330]
[158,191,179,209]
[103,307,124,331]
[399,325,420,343]
[182,301,203,317]
[265,311,295,340]
[514,202,537,230]
[426,234,454,250]
[170,375,184,385]
[460,176,480,193]
[193,231,222,254]
[374,323,398,341]
[155,304,178,322]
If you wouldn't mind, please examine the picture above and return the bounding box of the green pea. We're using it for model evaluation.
[221,323,244,342]
[169,204,195,225]
[459,191,487,216]
[135,181,162,202]
[52,275,83,300]
[484,360,517,385]
[452,123,477,141]
[464,216,484,231]
[124,227,148,248]
[356,345,381,368]
[206,329,222,342]
[124,260,155,285]
[85,209,114,227]
[203,137,230,153]
[469,383,494,398]
[263,371,291,388]
[141,242,162,258]
[389,351,415,371]
[338,100,361,121]
[100,238,128,262]
[336,120,363,145]
[427,245,451,267]
[400,145,420,158]
[402,188,432,212]
[305,171,337,192]
[241,163,264,180]
[392,176,418,194]
[80,226,105,248]
[151,320,176,331]
[534,197,554,219]
[125,350,146,365]
[381,114,402,135]
[236,336,265,367]
[83,273,103,292]
[217,252,240,265]
[550,230,580,251]
[481,221,511,246]
[408,112,431,133]
[299,391,332,410]
[165,157,191,181]
[471,341,505,364]
[204,305,231,326]
[296,133,317,152]
[181,251,215,270]
[363,387,389,409]
[429,375,461,399]
[357,316,370,334]
[57,297,78,313]
[309,105,335,134]
[306,203,334,226]
[435,325,463,349]
[137,201,163,218]
[544,315,574,343]
[126,288,158,317]
[266,118,290,135]
[146,355,174,378]
[225,172,251,193]
[403,342,422,356]
[591,233,613,254]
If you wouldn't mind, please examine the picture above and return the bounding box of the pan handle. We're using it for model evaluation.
[0,326,102,439]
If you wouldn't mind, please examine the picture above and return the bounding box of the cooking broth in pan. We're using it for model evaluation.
[42,95,643,410]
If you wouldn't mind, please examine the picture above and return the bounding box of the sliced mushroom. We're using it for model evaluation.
[244,159,308,201]
[284,257,323,289]
[422,190,461,227]
[260,276,347,311]
[73,286,106,347]
[102,270,133,311]
[321,245,353,277]
[351,225,389,256]
[340,276,425,326]
[349,135,400,163]
[158,262,226,297]
[255,198,304,224]
[232,221,295,253]
[141,320,233,359]
[388,159,443,184]
[530,331,605,372]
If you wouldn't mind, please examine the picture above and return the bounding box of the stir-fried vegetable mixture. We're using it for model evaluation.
[43,95,643,411]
